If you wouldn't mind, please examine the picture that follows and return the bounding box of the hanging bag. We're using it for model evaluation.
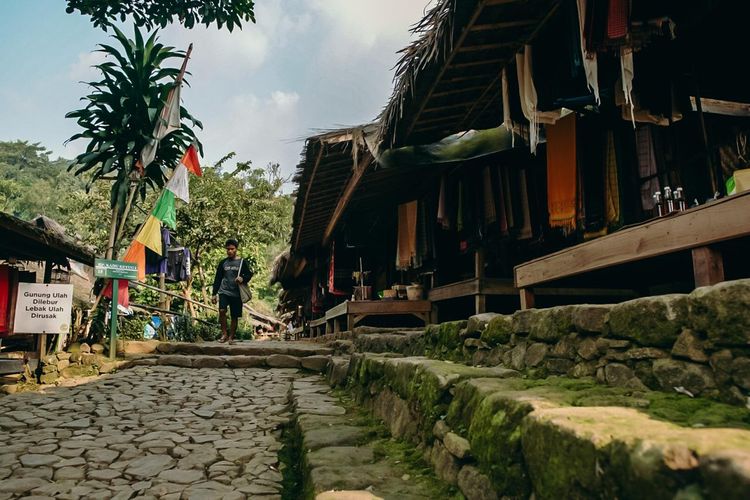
[237,258,252,303]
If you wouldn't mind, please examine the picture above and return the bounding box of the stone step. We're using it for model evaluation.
[155,341,333,357]
[133,353,334,372]
[347,353,750,499]
[290,377,459,499]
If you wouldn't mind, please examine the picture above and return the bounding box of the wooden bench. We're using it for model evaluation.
[323,300,432,332]
[514,191,750,309]
[308,317,327,338]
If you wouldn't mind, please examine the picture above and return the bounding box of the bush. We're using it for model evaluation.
[119,314,149,341]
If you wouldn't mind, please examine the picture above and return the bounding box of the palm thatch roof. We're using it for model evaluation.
[378,0,561,148]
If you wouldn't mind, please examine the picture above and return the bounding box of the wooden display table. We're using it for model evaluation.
[321,299,432,334]
[514,191,750,309]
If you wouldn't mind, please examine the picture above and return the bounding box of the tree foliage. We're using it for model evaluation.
[66,26,202,217]
[66,0,256,31]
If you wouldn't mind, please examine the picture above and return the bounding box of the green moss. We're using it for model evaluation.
[607,294,688,347]
[425,321,467,361]
[481,315,513,347]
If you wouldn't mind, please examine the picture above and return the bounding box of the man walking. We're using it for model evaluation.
[212,239,253,344]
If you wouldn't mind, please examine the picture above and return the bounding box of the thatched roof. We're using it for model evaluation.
[290,126,374,252]
[0,212,96,266]
[378,0,561,148]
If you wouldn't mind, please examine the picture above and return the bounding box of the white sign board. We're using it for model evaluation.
[13,283,74,334]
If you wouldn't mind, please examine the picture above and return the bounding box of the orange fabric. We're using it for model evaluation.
[396,201,418,270]
[181,145,202,177]
[546,113,578,232]
[123,241,146,281]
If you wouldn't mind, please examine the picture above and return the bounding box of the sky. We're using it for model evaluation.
[0,0,432,183]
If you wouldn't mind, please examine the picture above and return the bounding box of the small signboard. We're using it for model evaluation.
[13,283,74,334]
[95,259,138,280]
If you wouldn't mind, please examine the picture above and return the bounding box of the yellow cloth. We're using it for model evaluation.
[546,113,578,232]
[134,215,162,254]
[605,131,621,227]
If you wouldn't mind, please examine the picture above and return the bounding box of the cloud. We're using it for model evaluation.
[67,50,107,82]
[198,90,304,182]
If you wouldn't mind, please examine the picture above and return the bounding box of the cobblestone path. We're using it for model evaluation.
[0,366,298,499]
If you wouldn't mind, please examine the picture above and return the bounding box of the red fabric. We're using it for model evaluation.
[607,0,630,40]
[102,279,130,308]
[0,266,11,335]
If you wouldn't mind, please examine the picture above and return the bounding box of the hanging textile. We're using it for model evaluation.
[437,174,450,229]
[605,131,622,227]
[546,113,578,233]
[415,199,429,269]
[518,169,533,240]
[165,247,191,283]
[495,166,509,236]
[328,242,350,296]
[635,126,660,212]
[607,0,630,41]
[396,201,418,270]
[456,183,464,233]
[0,265,11,335]
[102,279,130,309]
[501,68,514,142]
[145,227,171,275]
[579,117,606,235]
[620,47,635,126]
[576,0,601,104]
[516,45,561,154]
[482,167,497,225]
[501,167,515,230]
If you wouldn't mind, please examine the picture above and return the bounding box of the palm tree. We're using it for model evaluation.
[66,25,202,258]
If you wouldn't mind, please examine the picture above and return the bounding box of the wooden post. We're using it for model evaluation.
[109,279,118,360]
[520,288,535,310]
[475,249,486,314]
[692,246,725,288]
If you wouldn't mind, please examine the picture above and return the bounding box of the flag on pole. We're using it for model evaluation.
[140,85,182,169]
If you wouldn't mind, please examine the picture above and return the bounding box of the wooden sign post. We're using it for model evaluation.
[94,259,138,360]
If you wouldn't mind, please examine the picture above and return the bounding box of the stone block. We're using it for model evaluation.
[577,338,599,361]
[57,359,70,371]
[607,294,688,347]
[443,432,472,460]
[157,355,193,368]
[90,343,105,355]
[509,343,527,371]
[224,355,266,368]
[301,355,331,373]
[731,357,750,391]
[524,343,548,368]
[326,357,350,387]
[603,363,647,389]
[79,343,91,353]
[464,338,489,350]
[511,309,538,334]
[652,359,717,396]
[551,334,578,359]
[480,315,513,347]
[528,306,575,343]
[191,356,226,369]
[39,372,58,384]
[56,351,71,361]
[457,465,499,500]
[671,329,709,363]
[466,313,501,338]
[688,279,750,346]
[372,388,418,440]
[570,361,597,378]
[267,354,301,368]
[433,420,450,440]
[98,362,117,374]
[545,358,574,375]
[430,441,460,484]
[571,304,612,333]
[123,340,162,354]
[61,365,98,378]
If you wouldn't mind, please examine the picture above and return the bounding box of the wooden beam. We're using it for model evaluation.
[405,0,489,140]
[514,191,750,288]
[457,42,519,54]
[470,19,537,31]
[323,153,374,245]
[423,102,471,114]
[689,96,750,117]
[294,144,325,250]
[429,279,480,301]
[692,246,725,287]
[448,58,507,70]
[432,85,490,98]
[519,288,535,309]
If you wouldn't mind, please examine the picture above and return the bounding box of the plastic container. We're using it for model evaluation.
[406,284,424,301]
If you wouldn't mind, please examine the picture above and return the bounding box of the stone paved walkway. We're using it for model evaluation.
[0,366,298,499]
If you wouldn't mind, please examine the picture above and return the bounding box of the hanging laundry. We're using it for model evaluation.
[579,117,606,235]
[145,227,171,275]
[605,131,622,227]
[495,166,509,236]
[415,199,429,269]
[607,0,630,41]
[437,174,450,229]
[635,126,660,212]
[502,167,515,230]
[518,169,533,240]
[501,68,514,142]
[546,113,578,233]
[620,47,635,126]
[165,247,191,283]
[576,0,600,104]
[482,167,497,225]
[516,45,561,154]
